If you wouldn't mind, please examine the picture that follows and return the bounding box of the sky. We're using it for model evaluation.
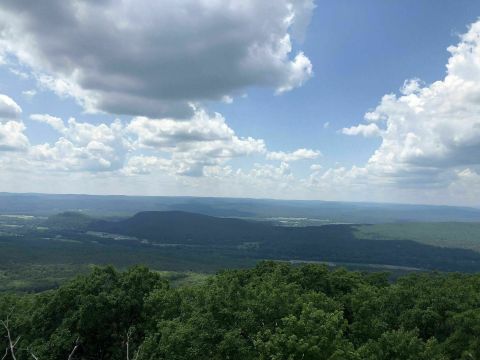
[0,0,479,206]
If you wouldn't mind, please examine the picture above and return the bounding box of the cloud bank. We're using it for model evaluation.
[1,3,479,206]
[0,0,314,118]
[338,20,480,197]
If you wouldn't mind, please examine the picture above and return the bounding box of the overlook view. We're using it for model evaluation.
[0,1,480,359]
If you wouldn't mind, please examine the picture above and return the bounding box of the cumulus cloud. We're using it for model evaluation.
[0,121,29,152]
[0,95,27,152]
[122,156,170,176]
[13,108,267,177]
[341,20,480,189]
[286,19,480,205]
[267,148,321,162]
[342,123,382,137]
[27,117,129,172]
[249,161,292,180]
[5,13,479,206]
[0,0,314,118]
[0,94,21,120]
[127,109,266,176]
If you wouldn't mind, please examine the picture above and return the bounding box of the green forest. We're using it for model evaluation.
[1,262,480,360]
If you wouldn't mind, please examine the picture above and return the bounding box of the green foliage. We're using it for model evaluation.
[2,262,480,359]
[255,305,354,360]
[23,266,167,359]
[357,329,446,360]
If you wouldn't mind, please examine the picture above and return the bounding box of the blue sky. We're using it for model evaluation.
[214,0,480,168]
[0,1,479,206]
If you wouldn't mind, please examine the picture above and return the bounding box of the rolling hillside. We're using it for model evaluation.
[91,211,277,246]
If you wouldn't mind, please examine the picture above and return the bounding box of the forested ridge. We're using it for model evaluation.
[89,211,480,272]
[1,262,480,359]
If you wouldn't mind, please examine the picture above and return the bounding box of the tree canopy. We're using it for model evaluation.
[1,262,480,359]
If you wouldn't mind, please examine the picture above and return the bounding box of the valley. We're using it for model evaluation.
[1,196,479,292]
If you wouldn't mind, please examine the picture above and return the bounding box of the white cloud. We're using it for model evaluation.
[27,117,129,172]
[249,161,292,180]
[446,168,480,204]
[310,163,323,171]
[2,17,479,206]
[339,20,480,191]
[364,111,383,122]
[267,148,321,162]
[9,68,29,79]
[342,123,382,137]
[0,121,29,152]
[22,89,37,99]
[127,108,266,176]
[400,78,423,95]
[3,107,269,177]
[122,156,170,176]
[221,96,234,104]
[0,0,314,118]
[30,114,65,132]
[275,52,313,93]
[0,94,21,120]
[323,121,330,129]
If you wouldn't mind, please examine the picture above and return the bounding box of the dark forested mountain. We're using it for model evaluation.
[91,211,276,245]
[87,211,480,272]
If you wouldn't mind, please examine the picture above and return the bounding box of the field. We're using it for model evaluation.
[353,222,480,252]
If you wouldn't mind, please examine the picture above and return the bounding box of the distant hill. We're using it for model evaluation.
[89,211,480,272]
[45,211,94,230]
[91,211,277,245]
[1,192,479,223]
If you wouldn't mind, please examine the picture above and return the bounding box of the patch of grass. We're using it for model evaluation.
[353,222,480,252]
[0,264,92,292]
